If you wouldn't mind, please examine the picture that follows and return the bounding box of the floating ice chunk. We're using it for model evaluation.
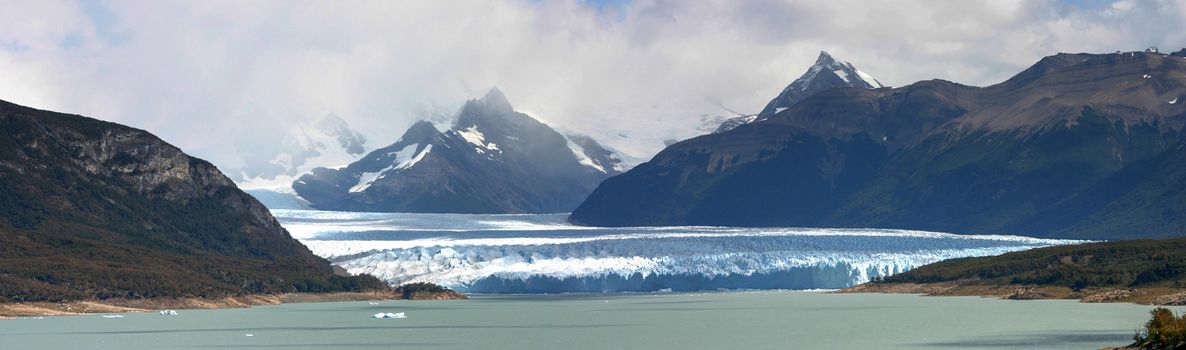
[372,312,406,319]
[101,315,124,318]
[159,310,179,316]
[368,302,379,305]
[1143,74,1151,78]
[245,334,254,337]
[1171,97,1179,105]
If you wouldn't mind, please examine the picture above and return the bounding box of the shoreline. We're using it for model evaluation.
[0,290,467,319]
[9,284,1180,319]
[839,282,1186,305]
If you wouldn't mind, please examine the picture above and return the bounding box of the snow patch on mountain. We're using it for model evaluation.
[855,68,882,88]
[566,136,607,173]
[349,144,431,193]
[349,169,386,194]
[401,144,432,169]
[457,126,499,152]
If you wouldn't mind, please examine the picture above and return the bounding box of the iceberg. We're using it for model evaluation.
[159,310,179,316]
[372,312,407,319]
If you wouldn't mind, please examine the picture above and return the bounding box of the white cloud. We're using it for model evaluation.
[0,0,1183,165]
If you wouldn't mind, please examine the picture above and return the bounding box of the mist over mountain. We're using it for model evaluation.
[572,50,1186,240]
[230,113,369,189]
[292,89,629,214]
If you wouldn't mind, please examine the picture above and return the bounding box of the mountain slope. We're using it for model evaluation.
[0,100,385,302]
[571,50,1186,240]
[712,51,883,133]
[293,88,626,213]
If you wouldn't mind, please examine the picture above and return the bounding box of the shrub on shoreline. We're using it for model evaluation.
[1134,307,1186,349]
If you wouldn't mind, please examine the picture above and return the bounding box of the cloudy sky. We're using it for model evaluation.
[1,0,1184,168]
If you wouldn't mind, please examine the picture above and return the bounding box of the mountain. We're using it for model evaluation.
[231,113,368,188]
[571,50,1186,240]
[712,51,883,133]
[292,88,627,213]
[0,99,386,302]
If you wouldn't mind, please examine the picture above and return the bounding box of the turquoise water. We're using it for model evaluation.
[0,292,1172,349]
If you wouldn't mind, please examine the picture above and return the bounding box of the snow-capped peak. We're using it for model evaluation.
[802,51,883,90]
[711,51,884,134]
[289,88,628,214]
[748,51,884,123]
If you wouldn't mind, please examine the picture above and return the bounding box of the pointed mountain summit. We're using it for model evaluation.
[713,51,883,133]
[573,50,1186,240]
[292,88,628,213]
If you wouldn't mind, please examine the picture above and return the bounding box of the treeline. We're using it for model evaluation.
[878,237,1186,290]
[0,223,389,302]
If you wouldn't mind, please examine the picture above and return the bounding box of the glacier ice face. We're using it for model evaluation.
[275,210,1081,293]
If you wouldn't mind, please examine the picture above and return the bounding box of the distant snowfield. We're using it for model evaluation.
[273,209,1082,293]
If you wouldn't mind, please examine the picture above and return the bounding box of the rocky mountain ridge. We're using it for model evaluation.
[0,99,386,302]
[571,50,1186,240]
[293,88,627,213]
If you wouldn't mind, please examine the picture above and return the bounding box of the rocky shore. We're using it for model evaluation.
[841,282,1186,305]
[1,288,467,318]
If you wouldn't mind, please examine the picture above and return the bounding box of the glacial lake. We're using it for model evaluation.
[1,291,1174,350]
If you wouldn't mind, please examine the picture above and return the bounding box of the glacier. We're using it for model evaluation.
[274,210,1082,293]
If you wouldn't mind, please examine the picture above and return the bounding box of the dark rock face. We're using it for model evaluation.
[293,88,624,213]
[571,51,1186,240]
[713,51,883,133]
[1173,48,1186,58]
[0,100,385,302]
